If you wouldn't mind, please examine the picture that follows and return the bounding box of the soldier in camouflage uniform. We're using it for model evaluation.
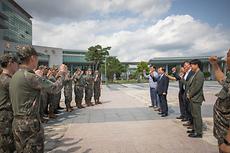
[0,53,18,153]
[94,70,102,105]
[55,66,64,111]
[84,69,94,107]
[64,70,73,112]
[209,49,230,153]
[9,46,67,153]
[41,66,49,115]
[73,68,85,109]
[36,65,49,123]
[47,66,58,118]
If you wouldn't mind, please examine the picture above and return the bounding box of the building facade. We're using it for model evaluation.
[0,0,32,54]
[63,49,93,72]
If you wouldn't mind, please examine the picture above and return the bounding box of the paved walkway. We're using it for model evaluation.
[45,82,219,153]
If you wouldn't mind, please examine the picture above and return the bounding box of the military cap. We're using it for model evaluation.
[75,67,81,71]
[0,53,19,68]
[52,65,59,70]
[17,46,38,62]
[38,65,45,70]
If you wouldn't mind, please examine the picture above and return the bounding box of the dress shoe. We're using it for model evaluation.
[57,106,64,110]
[54,110,62,114]
[188,133,202,138]
[187,126,193,129]
[181,118,188,122]
[176,116,183,119]
[161,114,168,117]
[158,112,163,115]
[48,113,57,119]
[183,122,192,126]
[187,130,195,133]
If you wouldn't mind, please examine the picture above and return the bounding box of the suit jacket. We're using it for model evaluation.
[173,70,195,93]
[172,72,185,93]
[187,70,205,103]
[157,74,169,95]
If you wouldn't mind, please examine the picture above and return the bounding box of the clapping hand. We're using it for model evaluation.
[172,67,177,73]
[209,56,218,64]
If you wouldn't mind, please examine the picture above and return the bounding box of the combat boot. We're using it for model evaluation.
[89,102,94,106]
[97,99,102,104]
[85,101,91,107]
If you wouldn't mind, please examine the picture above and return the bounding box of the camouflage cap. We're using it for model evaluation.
[75,67,81,71]
[17,46,38,62]
[38,65,45,70]
[0,53,19,67]
[51,65,59,70]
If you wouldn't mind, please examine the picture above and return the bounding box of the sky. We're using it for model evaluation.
[15,0,230,62]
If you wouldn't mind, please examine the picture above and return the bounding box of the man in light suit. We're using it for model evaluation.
[187,59,205,138]
[157,67,169,117]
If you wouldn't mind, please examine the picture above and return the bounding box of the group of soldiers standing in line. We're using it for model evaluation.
[36,65,102,121]
[0,46,102,153]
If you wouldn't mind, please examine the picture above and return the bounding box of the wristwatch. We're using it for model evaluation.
[224,139,230,146]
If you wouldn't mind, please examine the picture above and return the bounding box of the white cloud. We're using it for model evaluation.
[32,15,230,62]
[16,0,171,21]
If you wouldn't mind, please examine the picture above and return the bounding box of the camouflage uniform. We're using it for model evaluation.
[94,74,101,104]
[84,73,94,106]
[0,73,16,153]
[73,73,85,108]
[47,75,57,115]
[10,67,64,153]
[39,75,48,118]
[213,71,230,146]
[64,72,73,110]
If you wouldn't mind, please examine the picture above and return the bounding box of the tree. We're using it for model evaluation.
[85,45,111,70]
[100,56,126,81]
[136,61,149,78]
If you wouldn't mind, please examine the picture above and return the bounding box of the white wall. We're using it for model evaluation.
[33,45,63,67]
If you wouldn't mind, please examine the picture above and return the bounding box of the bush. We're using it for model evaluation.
[203,72,211,79]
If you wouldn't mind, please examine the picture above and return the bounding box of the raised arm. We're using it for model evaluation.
[209,56,225,82]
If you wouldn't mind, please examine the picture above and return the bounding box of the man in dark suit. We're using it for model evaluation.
[187,59,205,138]
[157,67,169,117]
[173,61,195,126]
[168,67,186,119]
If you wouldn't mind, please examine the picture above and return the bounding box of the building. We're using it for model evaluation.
[33,46,93,72]
[33,45,62,66]
[63,49,93,72]
[0,0,32,54]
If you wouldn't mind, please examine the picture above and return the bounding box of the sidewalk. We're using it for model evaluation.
[44,83,219,153]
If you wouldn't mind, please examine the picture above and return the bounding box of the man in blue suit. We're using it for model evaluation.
[157,67,169,117]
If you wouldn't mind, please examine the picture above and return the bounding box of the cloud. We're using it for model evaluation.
[31,15,230,62]
[16,0,171,21]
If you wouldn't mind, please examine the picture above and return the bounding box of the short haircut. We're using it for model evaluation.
[182,61,190,66]
[190,59,202,68]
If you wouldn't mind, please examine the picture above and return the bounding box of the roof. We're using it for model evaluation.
[9,0,32,18]
[149,56,224,64]
[63,49,87,55]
